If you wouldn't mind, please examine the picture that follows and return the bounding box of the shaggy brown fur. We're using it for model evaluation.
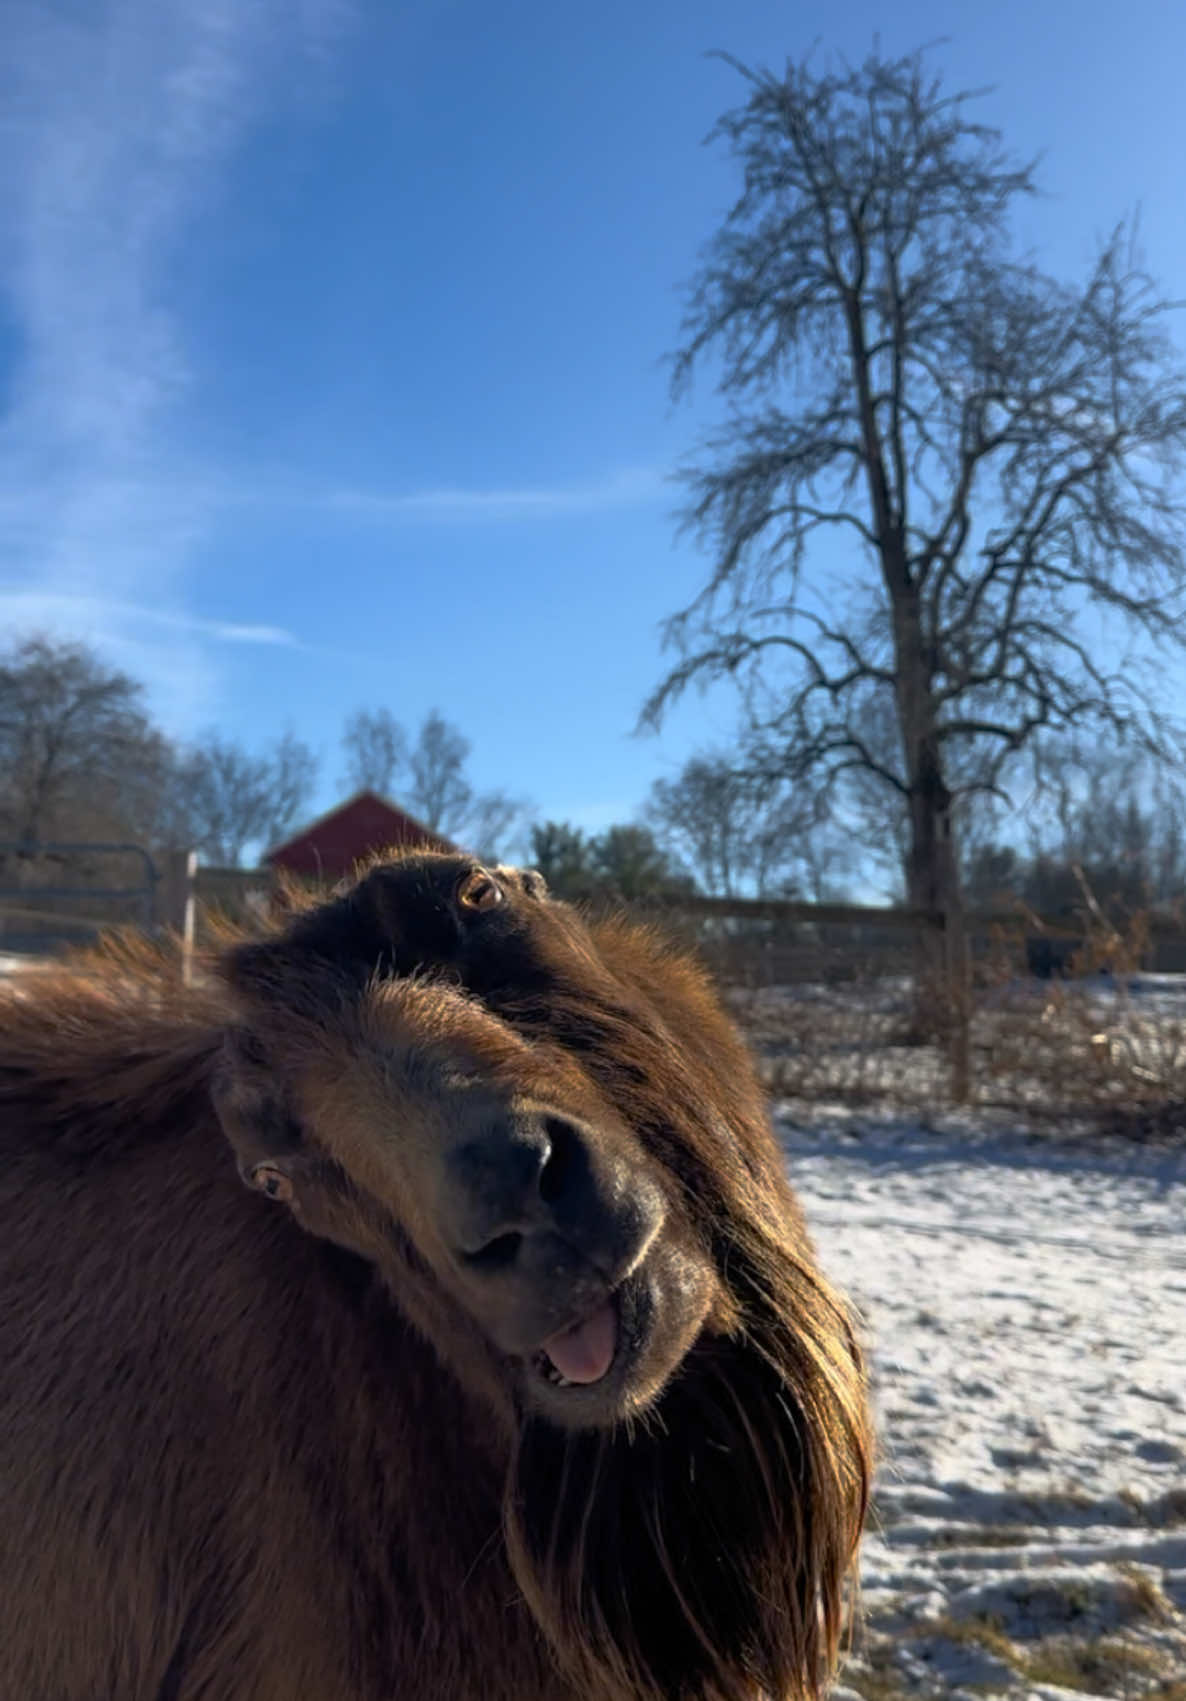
[0,852,870,1701]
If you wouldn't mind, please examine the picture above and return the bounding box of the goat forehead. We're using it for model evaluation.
[359,980,538,1073]
[282,980,668,1158]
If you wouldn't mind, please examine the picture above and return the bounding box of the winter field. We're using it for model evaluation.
[755,975,1186,1701]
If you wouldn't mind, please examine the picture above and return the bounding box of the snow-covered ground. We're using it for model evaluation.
[784,1110,1186,1700]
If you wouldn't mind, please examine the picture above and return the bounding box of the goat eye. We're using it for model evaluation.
[252,1164,293,1203]
[456,869,504,913]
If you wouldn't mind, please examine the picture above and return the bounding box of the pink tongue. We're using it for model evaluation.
[541,1301,617,1385]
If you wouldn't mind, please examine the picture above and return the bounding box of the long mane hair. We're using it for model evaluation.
[471,904,872,1701]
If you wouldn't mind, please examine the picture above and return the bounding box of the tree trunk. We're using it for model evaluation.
[892,592,971,1087]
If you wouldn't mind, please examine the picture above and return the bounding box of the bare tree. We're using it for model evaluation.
[340,708,406,797]
[832,685,915,900]
[182,733,316,867]
[464,789,527,864]
[403,709,527,859]
[178,740,268,868]
[0,634,318,874]
[646,753,845,898]
[0,635,184,857]
[644,47,1186,1017]
[406,710,472,834]
[966,735,1186,916]
[264,731,318,852]
[647,758,752,896]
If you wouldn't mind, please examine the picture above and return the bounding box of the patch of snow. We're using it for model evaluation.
[782,1109,1186,1698]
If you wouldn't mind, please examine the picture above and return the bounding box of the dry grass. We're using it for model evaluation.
[839,1640,914,1701]
[1019,1634,1175,1694]
[1114,1565,1176,1624]
[975,915,1186,1135]
[1144,1487,1186,1527]
[724,909,1186,1137]
[732,981,949,1109]
[915,1614,1016,1661]
[894,1614,1181,1697]
[925,1524,1033,1549]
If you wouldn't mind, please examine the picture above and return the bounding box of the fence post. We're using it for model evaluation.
[160,849,198,984]
[181,851,197,986]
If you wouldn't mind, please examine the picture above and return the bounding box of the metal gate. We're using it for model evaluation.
[0,840,159,960]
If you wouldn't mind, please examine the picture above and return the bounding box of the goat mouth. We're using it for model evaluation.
[520,1274,662,1423]
[533,1296,619,1388]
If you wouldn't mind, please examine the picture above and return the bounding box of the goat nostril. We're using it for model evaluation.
[538,1117,579,1206]
[465,1230,523,1272]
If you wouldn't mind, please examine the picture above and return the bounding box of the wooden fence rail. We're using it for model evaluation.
[6,854,1185,1106]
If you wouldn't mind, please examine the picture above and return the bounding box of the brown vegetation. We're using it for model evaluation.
[719,903,1186,1135]
[0,851,870,1701]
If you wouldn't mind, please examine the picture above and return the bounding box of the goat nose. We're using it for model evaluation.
[447,1112,586,1265]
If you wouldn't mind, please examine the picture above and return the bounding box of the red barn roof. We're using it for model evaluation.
[263,790,455,882]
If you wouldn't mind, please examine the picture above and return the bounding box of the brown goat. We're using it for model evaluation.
[0,852,870,1701]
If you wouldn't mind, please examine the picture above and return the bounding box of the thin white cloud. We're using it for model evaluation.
[559,799,641,834]
[179,616,302,646]
[0,587,307,734]
[6,461,668,527]
[0,0,349,726]
[312,464,666,522]
[0,589,301,648]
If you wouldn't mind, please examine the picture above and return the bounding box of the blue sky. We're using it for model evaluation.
[2,0,1185,836]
